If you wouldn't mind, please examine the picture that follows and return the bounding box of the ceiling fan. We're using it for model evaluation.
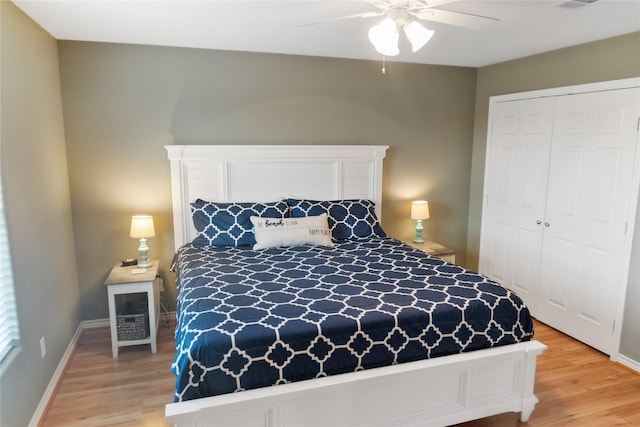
[307,0,499,57]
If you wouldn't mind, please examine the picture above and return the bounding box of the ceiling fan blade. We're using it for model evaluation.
[300,11,384,27]
[413,8,498,29]
[421,0,460,8]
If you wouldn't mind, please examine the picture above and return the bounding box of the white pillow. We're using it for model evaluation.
[250,214,334,250]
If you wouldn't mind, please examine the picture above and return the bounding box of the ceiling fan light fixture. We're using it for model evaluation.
[368,17,400,56]
[404,20,434,52]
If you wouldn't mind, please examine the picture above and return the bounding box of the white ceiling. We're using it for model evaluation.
[12,0,640,67]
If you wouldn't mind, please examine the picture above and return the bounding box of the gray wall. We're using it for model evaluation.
[57,41,478,320]
[467,32,640,363]
[0,3,81,427]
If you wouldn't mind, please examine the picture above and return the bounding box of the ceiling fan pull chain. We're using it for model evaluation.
[382,55,386,74]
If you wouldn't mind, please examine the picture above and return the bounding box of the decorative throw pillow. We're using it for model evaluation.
[286,198,386,241]
[191,199,289,246]
[250,214,334,249]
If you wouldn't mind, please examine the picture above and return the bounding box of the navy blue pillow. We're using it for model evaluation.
[191,199,289,246]
[286,199,385,241]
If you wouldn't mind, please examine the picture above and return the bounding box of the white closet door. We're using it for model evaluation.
[536,88,640,354]
[479,97,554,312]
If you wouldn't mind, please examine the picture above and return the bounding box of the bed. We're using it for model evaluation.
[164,145,546,427]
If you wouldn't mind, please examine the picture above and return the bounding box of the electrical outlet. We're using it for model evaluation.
[40,336,46,359]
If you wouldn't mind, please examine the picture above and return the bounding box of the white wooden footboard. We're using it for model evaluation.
[166,340,546,427]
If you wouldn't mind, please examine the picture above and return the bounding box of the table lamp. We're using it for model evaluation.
[130,215,155,268]
[410,200,430,244]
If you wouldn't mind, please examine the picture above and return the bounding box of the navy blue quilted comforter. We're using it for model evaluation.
[172,237,533,402]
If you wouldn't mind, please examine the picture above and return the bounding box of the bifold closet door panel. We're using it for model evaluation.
[479,97,554,313]
[536,87,640,355]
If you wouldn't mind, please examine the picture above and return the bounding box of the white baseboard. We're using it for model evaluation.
[28,313,176,427]
[81,317,110,329]
[28,318,110,427]
[28,320,87,427]
[617,353,640,374]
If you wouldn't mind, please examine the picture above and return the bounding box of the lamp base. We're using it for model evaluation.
[413,220,425,244]
[137,238,151,269]
[137,260,152,269]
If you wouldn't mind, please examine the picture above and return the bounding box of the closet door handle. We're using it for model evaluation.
[544,222,550,227]
[536,220,542,225]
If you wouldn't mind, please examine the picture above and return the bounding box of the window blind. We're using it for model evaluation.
[0,175,19,365]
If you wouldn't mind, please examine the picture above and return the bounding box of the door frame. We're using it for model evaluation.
[481,77,640,363]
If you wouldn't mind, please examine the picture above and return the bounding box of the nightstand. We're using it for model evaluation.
[104,259,160,358]
[404,240,456,264]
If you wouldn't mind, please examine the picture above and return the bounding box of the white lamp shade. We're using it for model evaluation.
[404,21,434,52]
[411,201,430,220]
[130,215,155,238]
[368,18,400,56]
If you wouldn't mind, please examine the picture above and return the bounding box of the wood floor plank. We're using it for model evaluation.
[40,319,640,426]
[40,324,175,427]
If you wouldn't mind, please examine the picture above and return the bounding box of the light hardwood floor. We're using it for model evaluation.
[40,319,640,427]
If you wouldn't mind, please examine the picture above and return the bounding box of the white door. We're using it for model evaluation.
[479,97,554,312]
[536,88,640,354]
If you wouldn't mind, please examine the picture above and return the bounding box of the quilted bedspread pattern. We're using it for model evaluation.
[172,237,534,402]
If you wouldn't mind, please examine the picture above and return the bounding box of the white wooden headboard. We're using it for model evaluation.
[165,145,389,250]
